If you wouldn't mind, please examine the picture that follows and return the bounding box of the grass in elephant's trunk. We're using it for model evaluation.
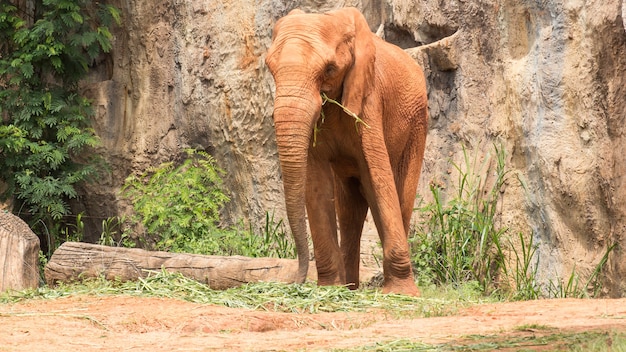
[314,92,370,147]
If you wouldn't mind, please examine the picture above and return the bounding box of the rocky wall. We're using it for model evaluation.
[83,0,626,295]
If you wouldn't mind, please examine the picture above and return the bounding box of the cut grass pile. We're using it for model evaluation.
[0,270,488,317]
[2,270,623,351]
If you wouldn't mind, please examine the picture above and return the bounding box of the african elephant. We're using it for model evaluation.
[265,7,428,296]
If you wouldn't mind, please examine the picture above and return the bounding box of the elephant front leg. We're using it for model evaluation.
[361,132,420,296]
[368,189,419,296]
[306,160,345,286]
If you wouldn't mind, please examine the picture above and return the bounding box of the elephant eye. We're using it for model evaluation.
[324,62,338,77]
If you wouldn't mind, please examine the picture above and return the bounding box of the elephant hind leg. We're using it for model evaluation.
[335,176,368,290]
[395,117,428,237]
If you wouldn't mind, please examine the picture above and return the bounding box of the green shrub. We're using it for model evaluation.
[121,149,230,252]
[121,149,295,258]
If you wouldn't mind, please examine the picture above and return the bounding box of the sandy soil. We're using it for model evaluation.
[1,295,625,351]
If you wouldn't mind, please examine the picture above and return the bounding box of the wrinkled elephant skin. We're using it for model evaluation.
[265,7,428,296]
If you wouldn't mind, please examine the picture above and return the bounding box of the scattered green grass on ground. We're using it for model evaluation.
[2,271,623,351]
[0,270,490,317]
[339,331,626,352]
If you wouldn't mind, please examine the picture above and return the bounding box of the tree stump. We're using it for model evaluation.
[45,242,318,289]
[0,211,41,291]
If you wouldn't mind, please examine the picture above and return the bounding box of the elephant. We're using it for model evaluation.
[265,7,428,296]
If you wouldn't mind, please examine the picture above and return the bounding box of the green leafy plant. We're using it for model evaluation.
[410,144,509,294]
[411,143,616,299]
[121,149,295,258]
[121,149,230,252]
[0,1,120,250]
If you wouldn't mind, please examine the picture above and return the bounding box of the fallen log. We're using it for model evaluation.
[44,242,318,289]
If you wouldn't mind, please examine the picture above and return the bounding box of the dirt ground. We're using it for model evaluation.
[0,295,625,351]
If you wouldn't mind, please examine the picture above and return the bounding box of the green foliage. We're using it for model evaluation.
[0,0,120,247]
[121,149,295,258]
[121,149,230,252]
[237,211,296,258]
[410,144,509,294]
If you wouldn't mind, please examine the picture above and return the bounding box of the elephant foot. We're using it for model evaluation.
[382,278,421,297]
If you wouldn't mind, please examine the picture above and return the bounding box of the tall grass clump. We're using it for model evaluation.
[500,232,541,300]
[410,143,616,299]
[410,144,510,294]
[546,243,615,299]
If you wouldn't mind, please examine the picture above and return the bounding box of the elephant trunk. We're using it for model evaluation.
[272,82,321,283]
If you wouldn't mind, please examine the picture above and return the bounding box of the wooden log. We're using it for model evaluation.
[44,242,318,289]
[0,211,41,291]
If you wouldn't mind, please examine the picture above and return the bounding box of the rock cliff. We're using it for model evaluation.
[82,0,626,295]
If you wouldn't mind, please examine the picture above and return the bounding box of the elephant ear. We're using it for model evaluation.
[339,7,376,118]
